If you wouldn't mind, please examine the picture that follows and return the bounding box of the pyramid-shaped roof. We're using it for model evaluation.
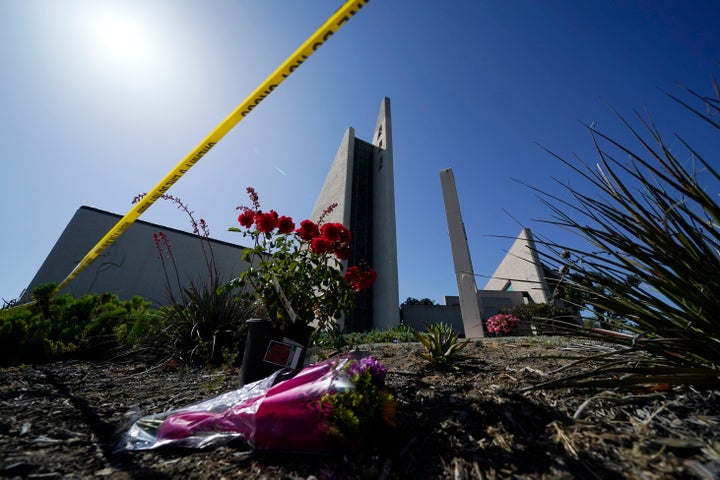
[484,228,552,304]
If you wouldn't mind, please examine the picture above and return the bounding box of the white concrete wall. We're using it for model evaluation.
[401,304,463,335]
[311,128,355,227]
[25,206,250,305]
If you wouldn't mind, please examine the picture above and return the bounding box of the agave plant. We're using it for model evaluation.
[412,322,469,367]
[529,78,720,388]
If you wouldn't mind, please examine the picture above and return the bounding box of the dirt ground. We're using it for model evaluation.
[1,337,719,479]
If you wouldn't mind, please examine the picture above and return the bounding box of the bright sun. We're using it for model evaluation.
[78,3,167,86]
[94,14,151,65]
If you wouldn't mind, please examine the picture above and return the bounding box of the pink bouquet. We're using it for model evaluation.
[120,353,396,453]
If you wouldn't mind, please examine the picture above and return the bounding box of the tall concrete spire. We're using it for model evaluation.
[312,98,399,332]
[370,98,399,331]
[439,168,485,338]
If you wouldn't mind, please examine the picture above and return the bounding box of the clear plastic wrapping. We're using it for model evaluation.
[120,352,395,453]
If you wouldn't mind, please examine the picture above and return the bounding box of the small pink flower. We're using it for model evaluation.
[246,187,260,210]
[486,314,519,335]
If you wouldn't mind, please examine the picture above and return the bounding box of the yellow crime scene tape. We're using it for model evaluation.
[53,0,370,295]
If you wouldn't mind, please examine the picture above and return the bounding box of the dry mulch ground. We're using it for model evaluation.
[1,337,719,479]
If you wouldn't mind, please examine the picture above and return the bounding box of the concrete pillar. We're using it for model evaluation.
[371,98,400,330]
[439,168,485,338]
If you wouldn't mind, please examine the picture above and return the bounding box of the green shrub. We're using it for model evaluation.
[314,324,416,350]
[343,324,416,345]
[0,284,158,365]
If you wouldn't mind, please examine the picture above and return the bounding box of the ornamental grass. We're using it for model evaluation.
[529,78,720,389]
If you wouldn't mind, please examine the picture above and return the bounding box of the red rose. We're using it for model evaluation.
[296,220,320,241]
[359,268,378,290]
[320,223,343,242]
[345,266,360,284]
[277,216,295,234]
[237,209,255,228]
[311,236,333,255]
[255,212,278,233]
[345,266,377,290]
[334,246,352,260]
[344,266,362,290]
[337,226,351,244]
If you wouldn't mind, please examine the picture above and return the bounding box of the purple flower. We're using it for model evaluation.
[348,356,387,384]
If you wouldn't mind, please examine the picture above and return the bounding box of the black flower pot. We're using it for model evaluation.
[238,318,314,386]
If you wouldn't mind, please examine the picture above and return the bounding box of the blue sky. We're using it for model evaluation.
[1,1,719,305]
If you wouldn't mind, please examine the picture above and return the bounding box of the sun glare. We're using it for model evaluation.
[94,15,151,65]
[78,4,168,86]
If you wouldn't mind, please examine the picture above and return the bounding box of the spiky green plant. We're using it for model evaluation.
[160,279,255,366]
[412,322,469,367]
[530,78,720,388]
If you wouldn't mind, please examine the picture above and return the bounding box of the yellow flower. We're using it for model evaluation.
[381,395,397,427]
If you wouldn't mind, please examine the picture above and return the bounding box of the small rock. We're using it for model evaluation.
[94,467,115,476]
[1,461,37,476]
[51,428,85,439]
[27,473,62,479]
[32,436,62,444]
[20,421,32,435]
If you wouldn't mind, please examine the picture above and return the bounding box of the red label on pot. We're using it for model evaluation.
[263,340,303,369]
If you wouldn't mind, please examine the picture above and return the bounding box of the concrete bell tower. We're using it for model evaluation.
[311,98,399,332]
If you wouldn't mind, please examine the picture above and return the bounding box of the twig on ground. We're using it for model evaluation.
[573,391,666,419]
